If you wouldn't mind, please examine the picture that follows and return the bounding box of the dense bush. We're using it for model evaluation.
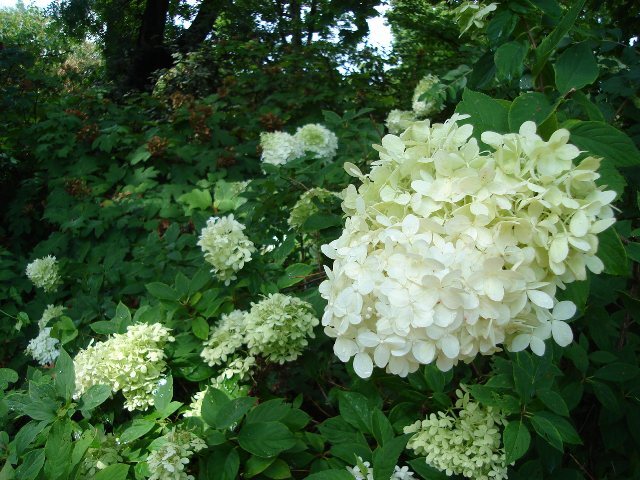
[1,1,639,479]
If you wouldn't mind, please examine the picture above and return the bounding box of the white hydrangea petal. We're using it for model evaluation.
[353,352,374,378]
[553,301,577,321]
[551,321,573,347]
[527,289,554,309]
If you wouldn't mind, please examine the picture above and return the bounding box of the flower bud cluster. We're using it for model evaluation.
[347,457,416,480]
[26,255,61,292]
[38,304,65,329]
[288,188,340,229]
[147,429,206,480]
[412,75,446,118]
[74,323,175,411]
[25,327,60,366]
[197,215,255,285]
[320,115,615,377]
[201,294,318,368]
[404,390,508,480]
[260,124,338,166]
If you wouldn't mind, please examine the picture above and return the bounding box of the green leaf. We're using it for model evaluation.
[455,89,510,136]
[71,428,97,467]
[371,409,394,446]
[44,419,72,480]
[532,0,587,77]
[202,387,231,428]
[145,282,180,301]
[503,420,531,464]
[407,458,449,479]
[191,317,210,340]
[245,456,276,478]
[302,213,343,231]
[277,263,314,289]
[54,348,75,402]
[215,396,256,430]
[513,361,535,401]
[530,414,563,451]
[178,188,213,211]
[119,419,156,444]
[508,92,554,132]
[591,381,620,413]
[593,362,640,382]
[237,422,296,457]
[80,384,112,413]
[372,435,409,480]
[15,421,49,456]
[495,41,528,82]
[338,391,372,434]
[537,389,569,417]
[597,228,629,276]
[128,145,151,165]
[565,120,640,168]
[114,301,131,329]
[534,411,582,444]
[206,446,239,480]
[306,471,354,480]
[0,368,18,390]
[245,399,291,424]
[15,448,45,480]
[93,464,129,480]
[153,375,173,412]
[263,459,291,479]
[554,42,599,94]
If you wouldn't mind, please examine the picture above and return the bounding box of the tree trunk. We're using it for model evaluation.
[177,0,225,53]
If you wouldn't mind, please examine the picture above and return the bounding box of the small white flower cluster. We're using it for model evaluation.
[147,429,206,480]
[347,457,416,480]
[25,327,60,366]
[25,255,61,292]
[197,215,255,285]
[404,390,508,480]
[74,323,175,411]
[38,304,65,329]
[288,188,339,229]
[260,131,305,166]
[295,124,339,160]
[320,115,615,377]
[386,110,417,135]
[260,124,338,166]
[201,294,318,367]
[412,74,446,118]
[455,1,499,35]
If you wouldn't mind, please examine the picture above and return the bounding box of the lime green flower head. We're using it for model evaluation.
[26,255,61,292]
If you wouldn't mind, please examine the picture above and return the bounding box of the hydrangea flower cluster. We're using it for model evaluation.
[38,304,65,329]
[260,131,305,166]
[198,215,255,285]
[294,123,339,160]
[404,390,508,480]
[320,115,615,377]
[386,110,417,135]
[147,429,206,480]
[412,75,446,118]
[454,1,499,35]
[245,293,319,363]
[347,457,416,480]
[201,294,318,367]
[74,323,175,411]
[25,255,61,292]
[288,188,339,229]
[25,327,60,366]
[260,124,338,166]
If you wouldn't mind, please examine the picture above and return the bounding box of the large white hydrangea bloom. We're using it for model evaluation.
[320,114,615,377]
[260,131,304,166]
[74,323,175,411]
[412,75,445,118]
[147,429,206,480]
[245,293,319,364]
[347,457,416,480]
[201,310,247,366]
[386,110,417,135]
[26,255,61,292]
[294,123,339,160]
[404,390,508,480]
[197,215,255,285]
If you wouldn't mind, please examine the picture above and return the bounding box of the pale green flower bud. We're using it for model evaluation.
[26,255,61,292]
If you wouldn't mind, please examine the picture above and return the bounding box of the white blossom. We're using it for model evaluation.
[26,255,61,292]
[347,457,417,480]
[294,123,339,160]
[147,429,206,480]
[201,310,247,366]
[25,327,60,366]
[320,115,615,378]
[73,323,175,411]
[197,215,255,285]
[245,293,319,363]
[405,389,508,480]
[386,110,417,135]
[412,75,445,118]
[260,131,304,166]
[38,304,65,329]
